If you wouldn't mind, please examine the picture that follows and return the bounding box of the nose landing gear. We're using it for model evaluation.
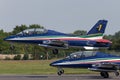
[52,49,59,55]
[57,68,64,76]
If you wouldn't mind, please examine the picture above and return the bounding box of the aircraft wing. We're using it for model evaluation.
[88,62,120,72]
[38,40,68,49]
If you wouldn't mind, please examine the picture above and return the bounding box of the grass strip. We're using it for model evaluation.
[0,60,94,75]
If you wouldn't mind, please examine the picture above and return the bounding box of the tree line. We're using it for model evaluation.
[0,24,120,60]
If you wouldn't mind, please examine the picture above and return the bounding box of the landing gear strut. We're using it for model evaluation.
[100,72,109,78]
[52,49,59,55]
[57,68,64,76]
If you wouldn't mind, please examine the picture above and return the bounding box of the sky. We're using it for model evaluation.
[0,0,120,35]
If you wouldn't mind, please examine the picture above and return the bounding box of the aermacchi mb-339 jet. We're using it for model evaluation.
[50,51,120,78]
[4,20,111,54]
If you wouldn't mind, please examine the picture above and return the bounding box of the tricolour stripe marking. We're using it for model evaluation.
[55,58,120,65]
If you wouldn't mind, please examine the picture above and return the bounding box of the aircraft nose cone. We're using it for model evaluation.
[50,60,62,67]
[4,36,9,40]
[4,35,16,41]
[4,37,9,41]
[49,62,56,67]
[50,59,64,67]
[49,63,53,66]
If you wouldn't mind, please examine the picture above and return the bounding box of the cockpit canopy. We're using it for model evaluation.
[17,28,47,36]
[66,51,96,59]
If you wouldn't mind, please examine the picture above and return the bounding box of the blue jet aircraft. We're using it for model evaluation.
[50,51,120,78]
[4,20,111,54]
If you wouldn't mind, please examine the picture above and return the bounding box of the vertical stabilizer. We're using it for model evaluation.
[86,20,108,39]
[87,20,108,35]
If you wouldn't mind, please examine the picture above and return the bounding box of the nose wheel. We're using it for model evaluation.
[57,68,64,76]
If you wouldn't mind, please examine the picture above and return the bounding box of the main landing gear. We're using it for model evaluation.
[100,72,109,78]
[57,68,64,76]
[52,49,59,55]
[100,71,119,78]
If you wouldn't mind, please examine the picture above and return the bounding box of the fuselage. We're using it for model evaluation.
[4,29,111,48]
[50,51,120,68]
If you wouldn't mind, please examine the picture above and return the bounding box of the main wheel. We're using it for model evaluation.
[115,71,119,76]
[100,72,109,78]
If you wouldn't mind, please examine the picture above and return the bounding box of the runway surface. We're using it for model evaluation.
[0,74,119,80]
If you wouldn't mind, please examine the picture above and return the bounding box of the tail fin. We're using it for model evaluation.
[87,20,108,35]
